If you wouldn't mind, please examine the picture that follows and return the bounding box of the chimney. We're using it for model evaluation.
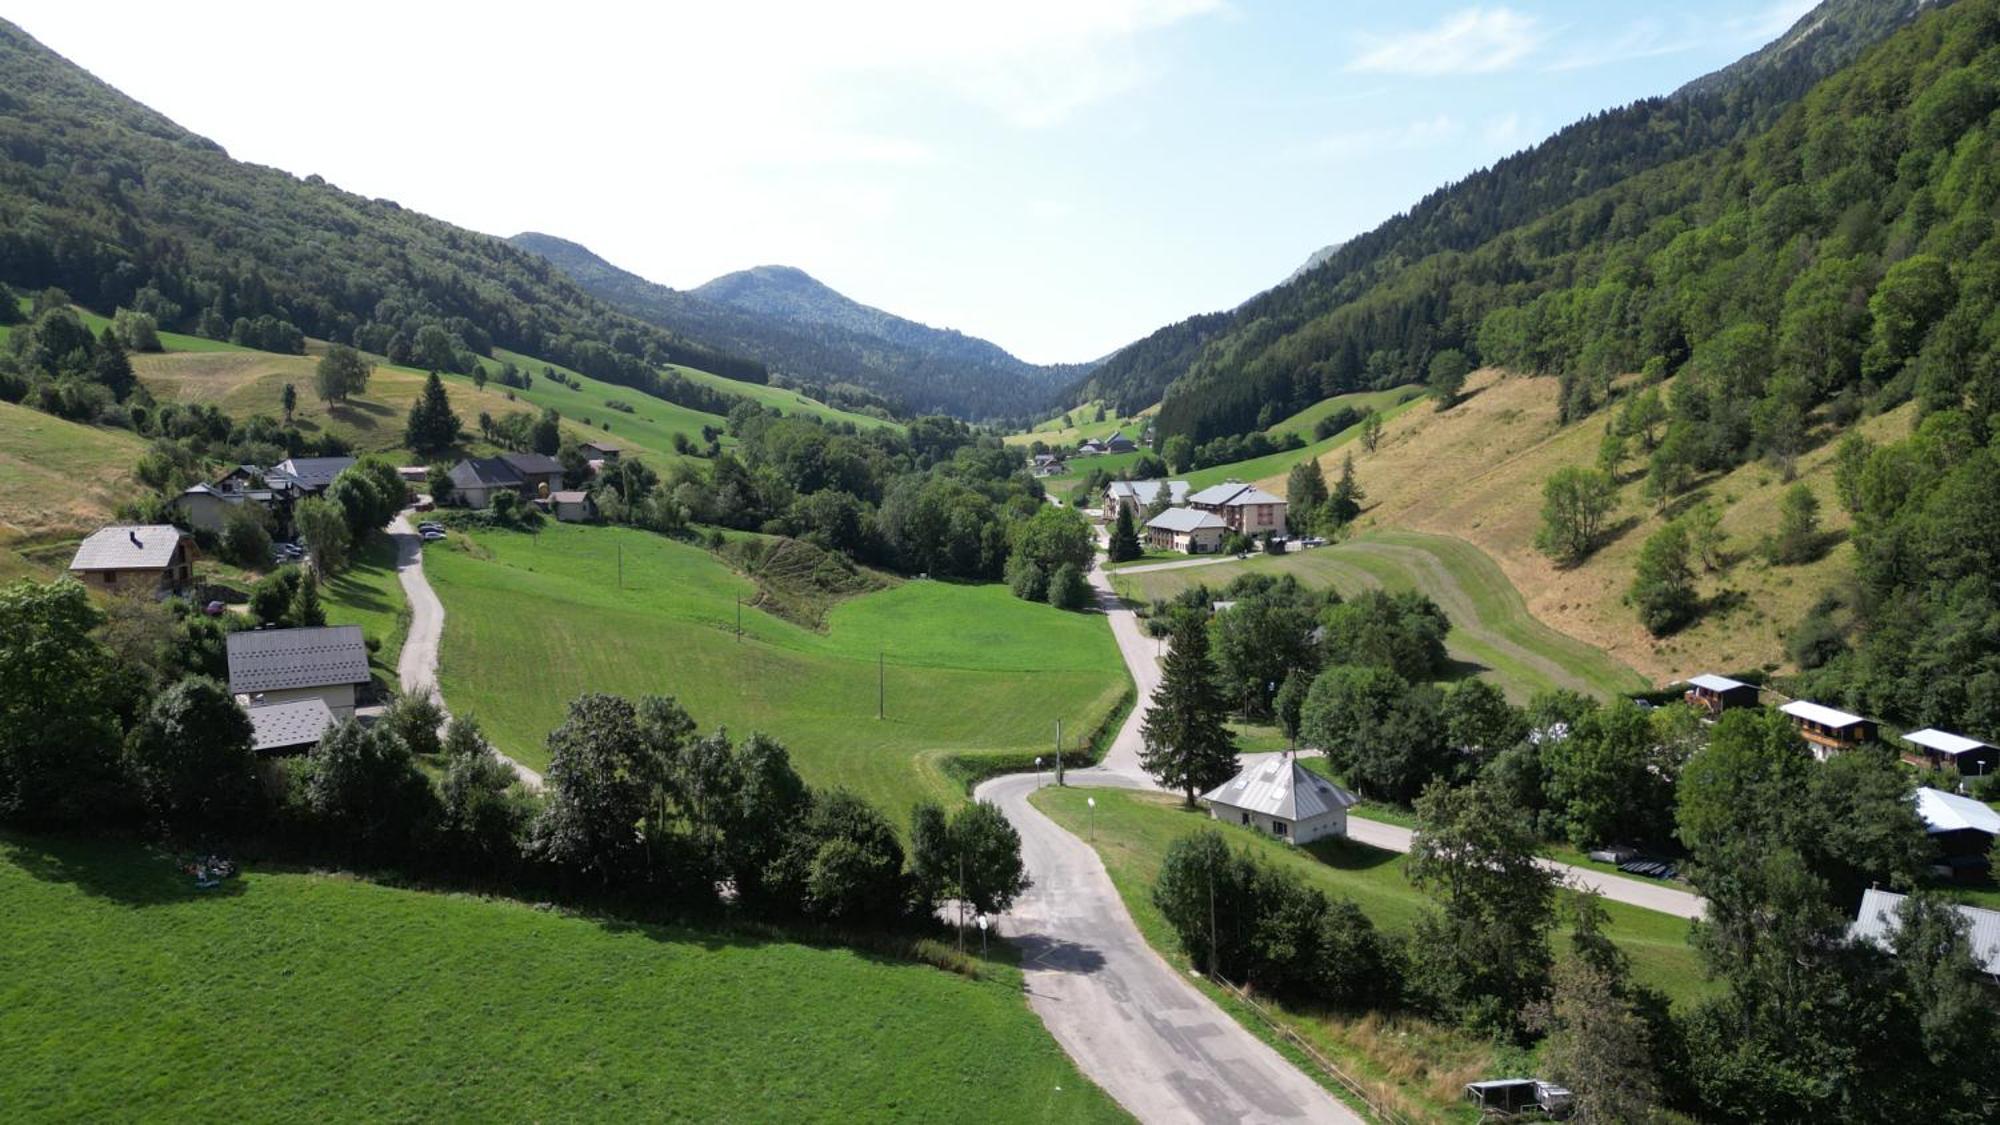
[128,529,142,548]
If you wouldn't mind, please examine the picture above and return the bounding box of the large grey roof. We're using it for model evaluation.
[1204,756,1359,822]
[273,456,357,490]
[1914,787,2000,836]
[1187,482,1251,507]
[1851,888,2000,975]
[450,457,523,489]
[227,626,370,694]
[1219,486,1285,507]
[1108,479,1190,505]
[501,451,563,476]
[68,525,185,572]
[245,698,336,752]
[1147,507,1226,533]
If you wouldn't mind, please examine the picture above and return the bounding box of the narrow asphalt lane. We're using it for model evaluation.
[388,514,543,791]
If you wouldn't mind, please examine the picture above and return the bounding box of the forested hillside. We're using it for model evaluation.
[1068,0,1950,427]
[513,233,1086,422]
[0,21,767,412]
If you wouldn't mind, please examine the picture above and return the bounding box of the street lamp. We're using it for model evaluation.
[1087,795,1096,842]
[1034,756,1043,789]
[977,914,989,957]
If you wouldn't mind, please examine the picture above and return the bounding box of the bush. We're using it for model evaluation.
[250,566,301,625]
[1005,554,1047,602]
[220,503,273,569]
[1046,562,1091,611]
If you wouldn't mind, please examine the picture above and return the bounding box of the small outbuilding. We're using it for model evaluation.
[245,698,337,755]
[1902,728,2000,778]
[1779,699,1877,759]
[549,490,597,523]
[227,625,372,720]
[1145,507,1227,554]
[580,440,621,462]
[1201,754,1359,845]
[1683,673,1759,717]
[67,525,193,596]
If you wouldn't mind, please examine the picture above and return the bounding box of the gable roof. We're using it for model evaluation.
[580,439,620,453]
[449,457,523,489]
[68,525,185,572]
[1219,486,1285,507]
[1779,700,1869,729]
[1204,756,1359,822]
[1687,673,1752,693]
[227,626,370,694]
[1904,728,1993,757]
[500,451,563,476]
[1104,433,1138,449]
[1851,888,2000,976]
[549,490,591,504]
[1107,479,1190,505]
[1186,482,1252,507]
[1146,507,1226,533]
[1914,787,2000,836]
[272,456,356,491]
[245,698,336,752]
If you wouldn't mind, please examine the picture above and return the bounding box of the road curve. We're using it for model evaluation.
[387,514,543,791]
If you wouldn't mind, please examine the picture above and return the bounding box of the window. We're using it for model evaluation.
[1241,812,1250,825]
[1272,821,1287,837]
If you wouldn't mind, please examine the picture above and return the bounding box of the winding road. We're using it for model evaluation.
[387,514,543,791]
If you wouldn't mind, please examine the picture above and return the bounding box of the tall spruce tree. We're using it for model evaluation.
[1285,459,1329,533]
[289,566,326,626]
[404,371,463,454]
[1108,503,1143,562]
[1140,615,1238,805]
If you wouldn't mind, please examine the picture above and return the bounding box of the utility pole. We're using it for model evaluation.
[617,542,623,590]
[736,597,742,642]
[1209,865,1218,981]
[1054,719,1064,786]
[877,650,885,720]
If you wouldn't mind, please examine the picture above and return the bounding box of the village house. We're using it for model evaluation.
[1103,433,1138,454]
[1901,728,2000,778]
[270,456,357,496]
[1851,888,2000,980]
[1075,438,1107,456]
[1683,673,1760,717]
[1187,480,1289,538]
[1031,452,1067,477]
[1103,479,1190,523]
[580,439,621,462]
[1146,507,1226,553]
[1202,754,1360,845]
[226,625,372,720]
[1779,699,1877,759]
[244,697,337,755]
[67,525,194,596]
[1914,787,2000,882]
[548,490,597,523]
[447,452,567,509]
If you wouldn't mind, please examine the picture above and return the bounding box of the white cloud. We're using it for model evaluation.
[1347,8,1543,76]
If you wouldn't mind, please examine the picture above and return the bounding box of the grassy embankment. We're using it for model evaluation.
[1261,386,1425,442]
[1269,369,1915,683]
[0,832,1124,1123]
[426,524,1129,816]
[1111,530,1646,702]
[1031,787,1713,1122]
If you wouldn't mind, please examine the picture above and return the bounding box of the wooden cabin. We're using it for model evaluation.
[1683,673,1760,717]
[1779,700,1877,759]
[1902,728,2000,778]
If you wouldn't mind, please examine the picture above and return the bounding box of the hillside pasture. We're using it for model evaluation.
[0,400,147,570]
[672,362,902,432]
[1272,369,1912,683]
[471,348,728,465]
[0,832,1123,1123]
[1263,386,1424,441]
[1110,531,1644,701]
[1007,400,1157,447]
[426,524,1129,815]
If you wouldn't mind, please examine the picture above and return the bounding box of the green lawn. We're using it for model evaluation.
[1264,386,1424,441]
[1111,530,1646,701]
[322,532,409,676]
[0,399,148,547]
[426,524,1130,814]
[1182,392,1430,491]
[673,363,902,432]
[0,832,1123,1123]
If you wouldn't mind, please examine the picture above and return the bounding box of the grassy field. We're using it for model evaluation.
[426,524,1129,815]
[1031,787,1712,1121]
[472,348,729,465]
[0,400,148,577]
[1286,369,1917,683]
[1263,386,1424,441]
[0,831,1124,1123]
[1006,401,1157,448]
[673,363,902,432]
[1111,530,1646,701]
[321,533,409,676]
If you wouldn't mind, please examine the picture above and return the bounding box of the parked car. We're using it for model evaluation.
[417,522,444,534]
[421,529,447,542]
[203,600,226,617]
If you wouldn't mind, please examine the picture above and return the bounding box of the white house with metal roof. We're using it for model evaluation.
[67,525,193,596]
[1851,888,2000,979]
[1186,480,1288,538]
[1102,479,1190,523]
[227,625,372,719]
[1202,754,1360,844]
[1145,506,1227,554]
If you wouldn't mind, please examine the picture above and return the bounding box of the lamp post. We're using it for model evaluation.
[1034,756,1043,789]
[1087,795,1096,842]
[977,914,989,958]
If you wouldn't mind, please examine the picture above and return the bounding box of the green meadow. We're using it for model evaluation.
[470,347,730,466]
[1263,386,1424,441]
[427,524,1130,814]
[0,832,1124,1123]
[673,362,903,432]
[1111,529,1646,701]
[321,532,410,675]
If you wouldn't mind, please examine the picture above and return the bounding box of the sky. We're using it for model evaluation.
[12,1,1818,364]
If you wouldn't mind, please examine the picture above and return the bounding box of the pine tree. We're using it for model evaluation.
[404,371,463,454]
[1140,616,1238,806]
[1108,503,1143,562]
[1285,459,1329,534]
[1328,451,1364,526]
[91,326,135,399]
[289,566,326,627]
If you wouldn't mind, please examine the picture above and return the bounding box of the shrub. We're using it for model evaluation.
[1047,562,1091,611]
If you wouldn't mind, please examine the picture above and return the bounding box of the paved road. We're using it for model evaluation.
[387,514,544,791]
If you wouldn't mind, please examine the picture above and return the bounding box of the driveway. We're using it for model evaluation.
[388,514,543,791]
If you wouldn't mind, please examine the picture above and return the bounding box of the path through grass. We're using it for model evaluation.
[0,832,1124,1123]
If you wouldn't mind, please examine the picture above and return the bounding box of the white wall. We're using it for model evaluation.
[1208,802,1347,845]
